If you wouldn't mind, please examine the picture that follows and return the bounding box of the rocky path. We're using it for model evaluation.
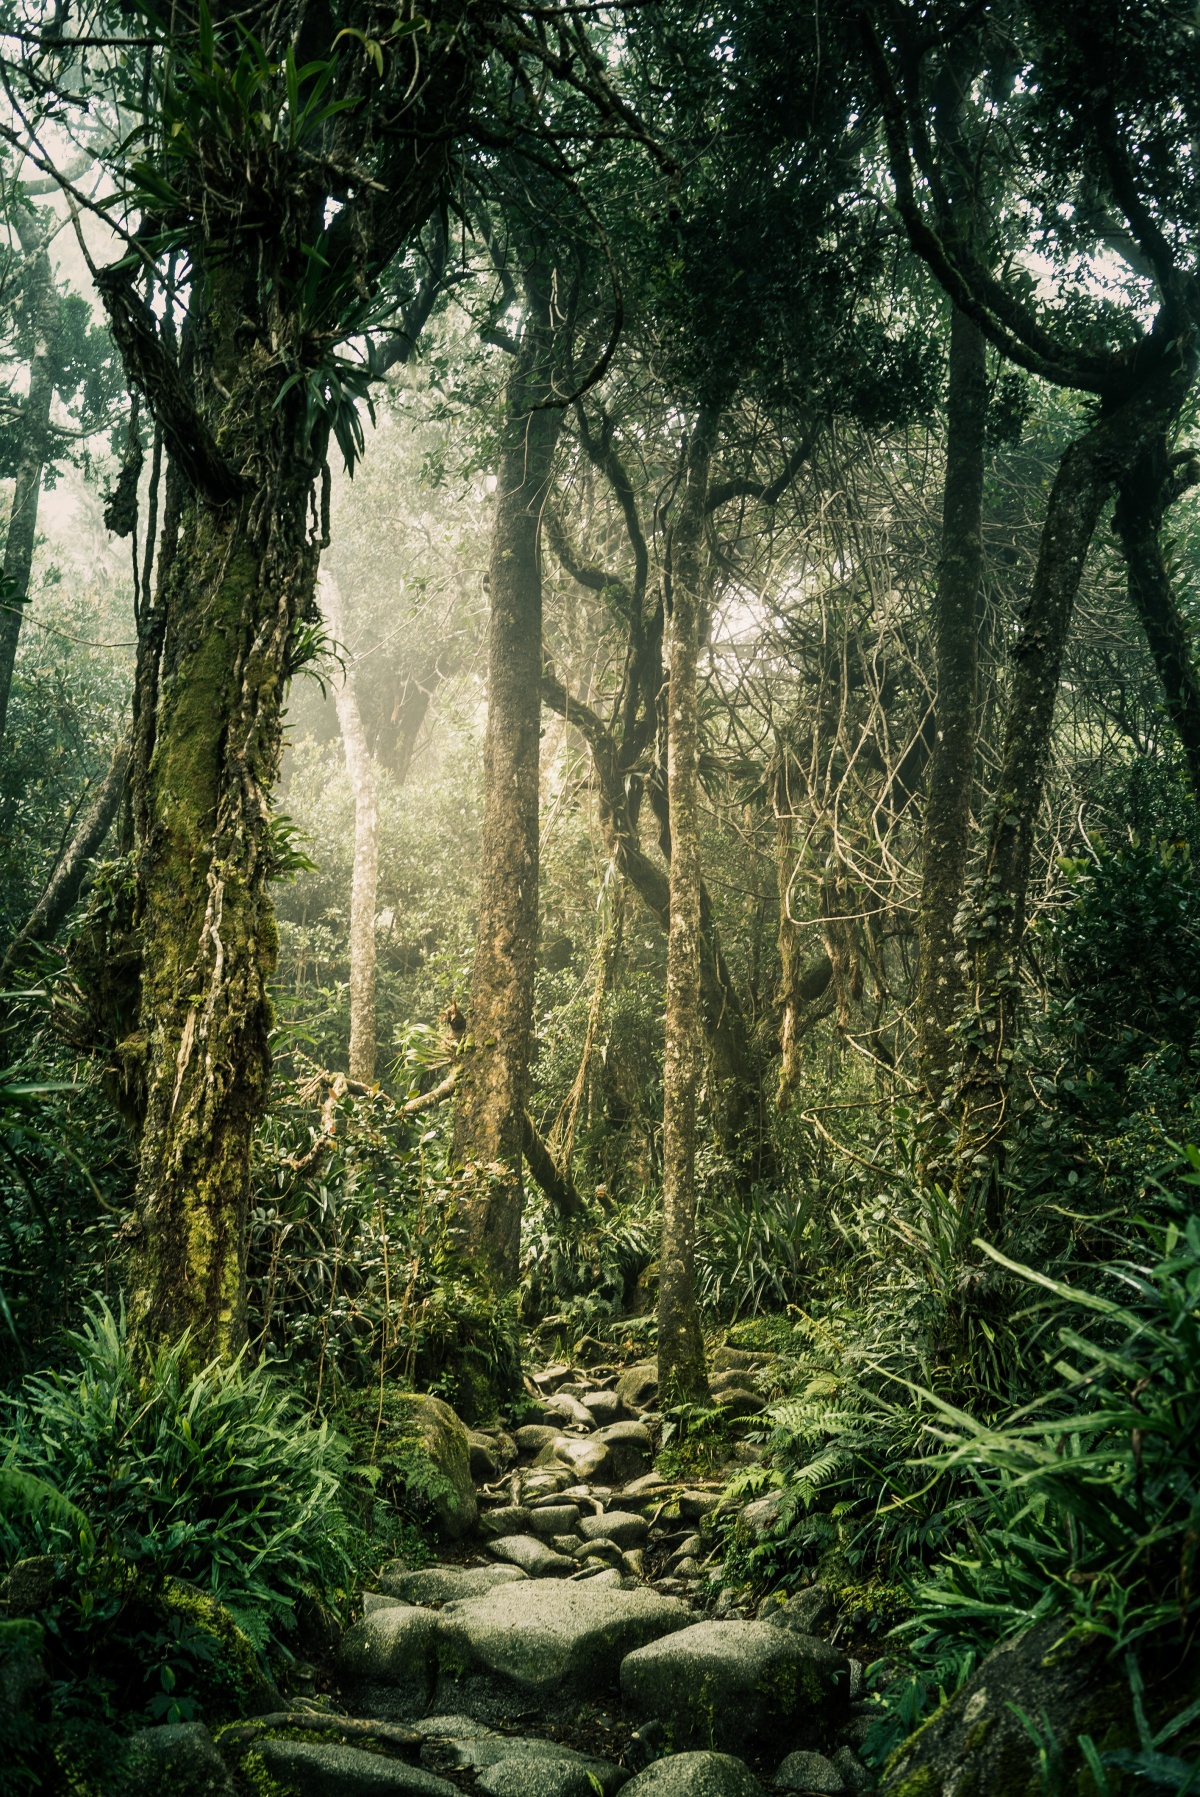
[129,1352,879,1797]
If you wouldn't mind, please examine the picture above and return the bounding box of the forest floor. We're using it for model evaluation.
[198,1343,874,1796]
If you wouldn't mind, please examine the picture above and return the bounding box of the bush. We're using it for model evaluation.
[1,1304,354,1651]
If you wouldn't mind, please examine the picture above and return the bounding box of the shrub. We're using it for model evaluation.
[1,1304,354,1651]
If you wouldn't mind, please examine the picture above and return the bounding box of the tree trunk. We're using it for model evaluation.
[658,412,715,1407]
[124,447,323,1363]
[0,729,129,986]
[1114,441,1200,803]
[0,239,60,741]
[320,571,379,1084]
[452,289,563,1286]
[957,357,1198,1211]
[917,307,987,1103]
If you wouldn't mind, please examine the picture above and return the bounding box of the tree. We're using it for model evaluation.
[452,269,564,1285]
[658,408,715,1403]
[865,0,1200,1208]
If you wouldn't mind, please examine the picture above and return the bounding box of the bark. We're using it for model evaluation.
[320,571,379,1084]
[957,356,1198,1204]
[917,308,988,1102]
[452,286,563,1286]
[104,2,471,1366]
[0,238,61,741]
[658,412,715,1407]
[0,730,129,987]
[125,453,324,1362]
[1114,442,1200,803]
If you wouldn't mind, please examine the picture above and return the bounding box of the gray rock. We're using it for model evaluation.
[575,1538,625,1568]
[677,1490,721,1523]
[553,1534,581,1554]
[532,1364,574,1393]
[831,1747,873,1791]
[122,1723,234,1797]
[736,1491,786,1540]
[709,1369,762,1397]
[468,1431,502,1482]
[622,1473,673,1500]
[620,1752,763,1796]
[416,1714,497,1739]
[379,1564,527,1605]
[339,1605,441,1716]
[436,1577,691,1704]
[578,1510,648,1549]
[667,1535,703,1565]
[528,1504,582,1537]
[553,1435,611,1481]
[581,1389,626,1426]
[517,1424,564,1455]
[620,1621,848,1755]
[487,1534,576,1577]
[476,1763,610,1797]
[710,1348,761,1374]
[774,1750,846,1793]
[590,1421,652,1482]
[480,1505,533,1538]
[713,1390,766,1419]
[521,1469,573,1499]
[385,1394,479,1539]
[256,1740,456,1795]
[672,1557,702,1579]
[763,1585,835,1637]
[542,1394,595,1429]
[438,1735,625,1794]
[364,1592,412,1616]
[616,1364,659,1411]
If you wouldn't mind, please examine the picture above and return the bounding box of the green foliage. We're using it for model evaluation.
[248,1068,520,1418]
[1,1304,354,1648]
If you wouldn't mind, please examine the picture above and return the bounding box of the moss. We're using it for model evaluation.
[158,1577,275,1709]
[885,1767,940,1797]
[882,1700,948,1781]
[964,1716,994,1753]
[240,1746,295,1797]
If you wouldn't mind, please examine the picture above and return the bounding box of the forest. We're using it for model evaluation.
[0,0,1198,1793]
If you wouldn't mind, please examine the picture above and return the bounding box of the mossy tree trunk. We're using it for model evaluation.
[1115,438,1200,803]
[956,358,1197,1219]
[658,410,716,1407]
[453,282,563,1286]
[0,232,60,742]
[320,570,379,1084]
[124,351,325,1361]
[92,0,471,1366]
[916,307,987,1106]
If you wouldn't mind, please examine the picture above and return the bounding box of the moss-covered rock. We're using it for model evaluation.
[620,1620,849,1757]
[157,1577,282,1714]
[385,1394,479,1540]
[121,1721,236,1796]
[878,1618,1174,1797]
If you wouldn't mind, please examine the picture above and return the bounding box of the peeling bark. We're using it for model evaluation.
[453,283,563,1286]
[658,412,715,1407]
[320,571,379,1084]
